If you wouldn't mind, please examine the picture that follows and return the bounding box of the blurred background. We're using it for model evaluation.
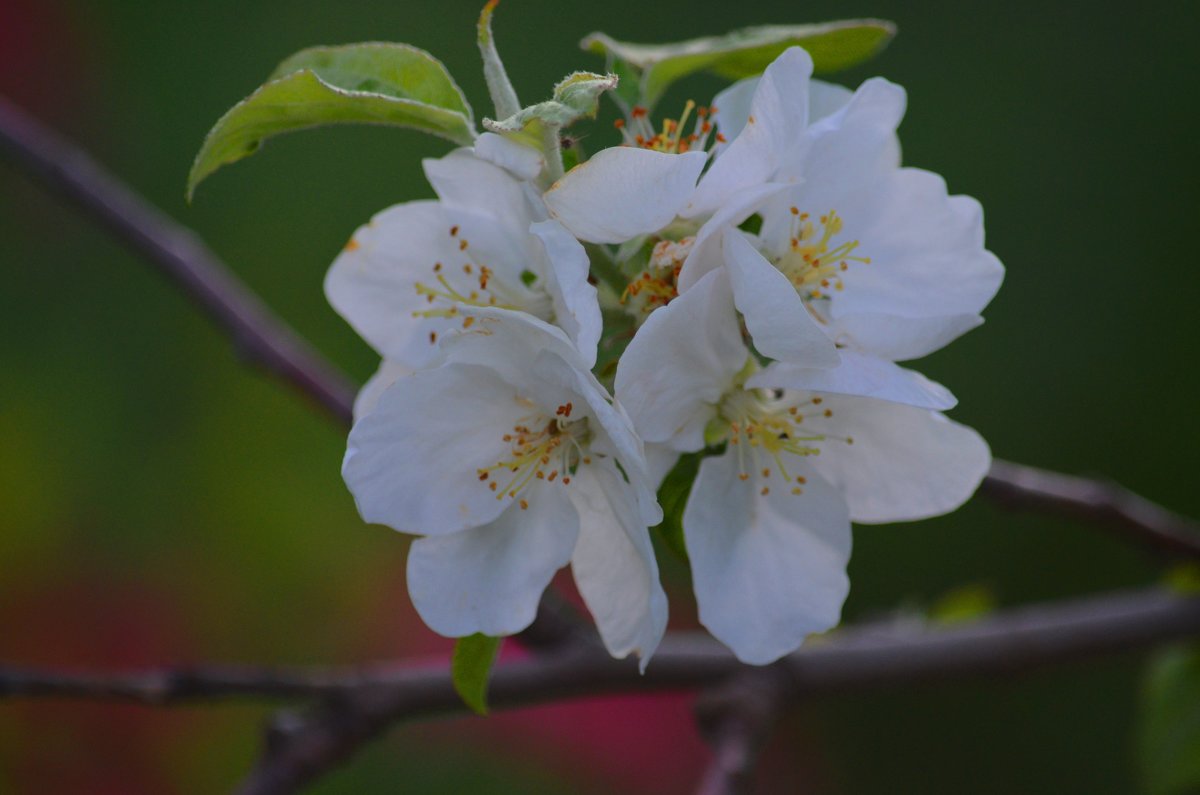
[1,0,1197,792]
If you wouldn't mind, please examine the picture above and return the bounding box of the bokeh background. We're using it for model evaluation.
[2,0,1198,792]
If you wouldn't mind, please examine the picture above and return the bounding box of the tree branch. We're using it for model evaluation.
[983,460,1200,560]
[693,666,792,795]
[0,95,358,426]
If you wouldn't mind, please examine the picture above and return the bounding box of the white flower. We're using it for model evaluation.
[343,310,667,667]
[326,138,601,370]
[616,268,990,664]
[544,47,1002,375]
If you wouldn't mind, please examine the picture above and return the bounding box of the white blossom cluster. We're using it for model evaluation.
[326,48,1003,667]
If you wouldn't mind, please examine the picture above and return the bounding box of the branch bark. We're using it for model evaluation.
[0,95,358,426]
[983,460,1200,559]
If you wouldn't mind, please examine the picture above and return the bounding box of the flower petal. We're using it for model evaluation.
[343,362,529,536]
[710,76,851,148]
[423,148,545,226]
[724,231,839,367]
[749,350,957,411]
[678,181,790,293]
[805,395,991,523]
[616,268,746,449]
[684,449,851,665]
[686,47,813,218]
[569,460,668,669]
[544,147,707,243]
[531,220,602,368]
[831,311,984,362]
[352,359,410,422]
[474,131,545,181]
[326,201,543,366]
[407,480,579,637]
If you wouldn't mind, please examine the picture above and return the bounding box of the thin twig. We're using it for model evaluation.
[984,460,1200,560]
[226,587,1198,795]
[693,666,792,795]
[0,95,358,426]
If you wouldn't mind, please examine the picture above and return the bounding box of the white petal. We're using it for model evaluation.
[343,362,528,536]
[724,232,839,367]
[442,305,588,374]
[749,350,957,411]
[474,132,545,181]
[808,79,854,123]
[684,449,851,665]
[644,443,682,491]
[616,268,746,449]
[544,148,707,243]
[326,202,545,366]
[423,148,544,225]
[407,480,578,637]
[325,201,457,365]
[531,220,601,368]
[713,76,852,148]
[678,181,790,292]
[352,359,410,422]
[830,312,984,362]
[710,74,758,144]
[569,460,669,668]
[806,169,1003,321]
[686,47,814,218]
[805,395,991,523]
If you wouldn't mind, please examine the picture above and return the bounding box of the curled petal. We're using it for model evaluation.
[750,351,957,411]
[686,46,814,218]
[569,460,669,669]
[724,231,839,367]
[531,220,601,368]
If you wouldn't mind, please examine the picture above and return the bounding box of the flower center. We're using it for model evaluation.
[621,237,693,315]
[717,388,853,497]
[771,208,871,308]
[413,225,552,344]
[476,400,591,508]
[614,101,724,154]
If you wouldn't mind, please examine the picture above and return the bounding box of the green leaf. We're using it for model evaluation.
[452,633,503,716]
[188,43,475,199]
[928,584,996,625]
[653,452,703,563]
[1139,644,1200,795]
[483,71,617,143]
[581,20,897,110]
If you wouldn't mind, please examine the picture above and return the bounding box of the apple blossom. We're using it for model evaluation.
[326,136,601,370]
[544,47,1002,375]
[616,268,990,664]
[343,310,667,667]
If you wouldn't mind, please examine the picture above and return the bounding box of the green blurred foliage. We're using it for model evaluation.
[1139,644,1200,795]
[1,0,1197,792]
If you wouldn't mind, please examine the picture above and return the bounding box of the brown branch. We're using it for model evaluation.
[983,460,1200,560]
[693,666,792,795]
[230,587,1197,794]
[0,95,358,426]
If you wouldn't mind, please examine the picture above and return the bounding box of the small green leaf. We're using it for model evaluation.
[653,452,703,562]
[188,43,475,199]
[452,633,503,716]
[929,584,996,625]
[483,71,617,143]
[1139,644,1200,795]
[581,20,896,110]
